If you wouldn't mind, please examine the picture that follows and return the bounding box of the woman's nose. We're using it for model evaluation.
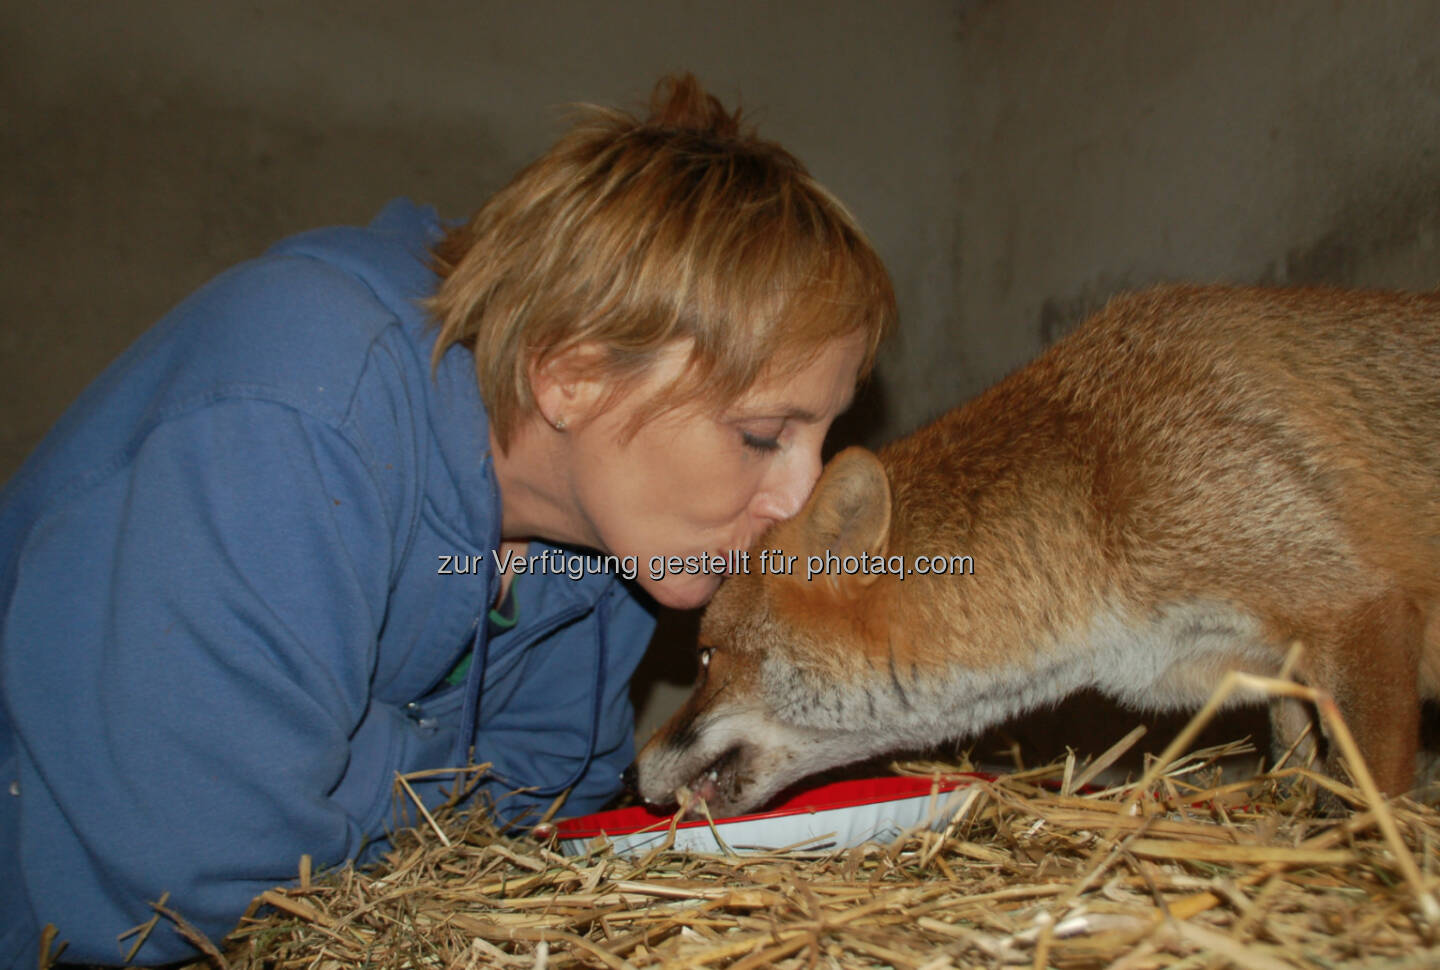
[752,446,823,523]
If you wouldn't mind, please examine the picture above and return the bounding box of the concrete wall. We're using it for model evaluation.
[941,0,1440,403]
[5,1,1440,756]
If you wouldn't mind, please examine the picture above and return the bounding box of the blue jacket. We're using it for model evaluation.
[0,200,656,967]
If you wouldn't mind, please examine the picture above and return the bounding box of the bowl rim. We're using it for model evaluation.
[555,771,993,840]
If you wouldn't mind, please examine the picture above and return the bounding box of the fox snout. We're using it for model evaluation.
[635,641,886,816]
[635,645,788,816]
[637,703,875,818]
[635,713,765,816]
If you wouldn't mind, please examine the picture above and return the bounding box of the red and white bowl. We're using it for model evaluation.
[555,773,990,856]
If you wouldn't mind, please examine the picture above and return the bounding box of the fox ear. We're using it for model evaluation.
[799,447,892,578]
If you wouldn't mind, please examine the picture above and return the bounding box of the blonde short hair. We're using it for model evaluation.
[429,73,896,450]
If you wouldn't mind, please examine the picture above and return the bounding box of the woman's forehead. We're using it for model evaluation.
[729,334,867,419]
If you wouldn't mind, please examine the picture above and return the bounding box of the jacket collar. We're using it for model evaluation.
[372,202,620,610]
[363,200,508,553]
[275,199,620,611]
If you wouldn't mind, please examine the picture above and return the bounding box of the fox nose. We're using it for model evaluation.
[621,763,638,792]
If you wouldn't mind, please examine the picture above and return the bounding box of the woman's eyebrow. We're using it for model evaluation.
[731,394,856,424]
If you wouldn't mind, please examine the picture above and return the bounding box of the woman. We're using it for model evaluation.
[0,75,894,966]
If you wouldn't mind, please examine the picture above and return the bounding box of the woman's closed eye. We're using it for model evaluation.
[741,430,781,453]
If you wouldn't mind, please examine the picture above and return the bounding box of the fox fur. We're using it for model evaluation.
[636,284,1440,816]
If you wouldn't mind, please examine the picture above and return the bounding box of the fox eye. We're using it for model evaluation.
[698,647,713,670]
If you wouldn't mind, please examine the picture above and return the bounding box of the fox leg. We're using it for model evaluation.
[1268,691,1321,775]
[1300,590,1424,797]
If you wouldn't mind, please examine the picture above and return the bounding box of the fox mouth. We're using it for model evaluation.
[686,745,746,813]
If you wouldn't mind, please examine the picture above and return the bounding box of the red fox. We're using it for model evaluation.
[635,285,1440,817]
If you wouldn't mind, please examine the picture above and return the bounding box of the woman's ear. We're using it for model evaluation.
[529,343,611,432]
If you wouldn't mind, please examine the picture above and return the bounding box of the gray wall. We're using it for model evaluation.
[942,0,1440,399]
[5,2,1440,753]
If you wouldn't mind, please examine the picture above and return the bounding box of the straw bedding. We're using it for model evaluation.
[140,668,1439,969]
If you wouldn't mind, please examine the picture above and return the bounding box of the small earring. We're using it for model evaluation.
[552,416,567,432]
